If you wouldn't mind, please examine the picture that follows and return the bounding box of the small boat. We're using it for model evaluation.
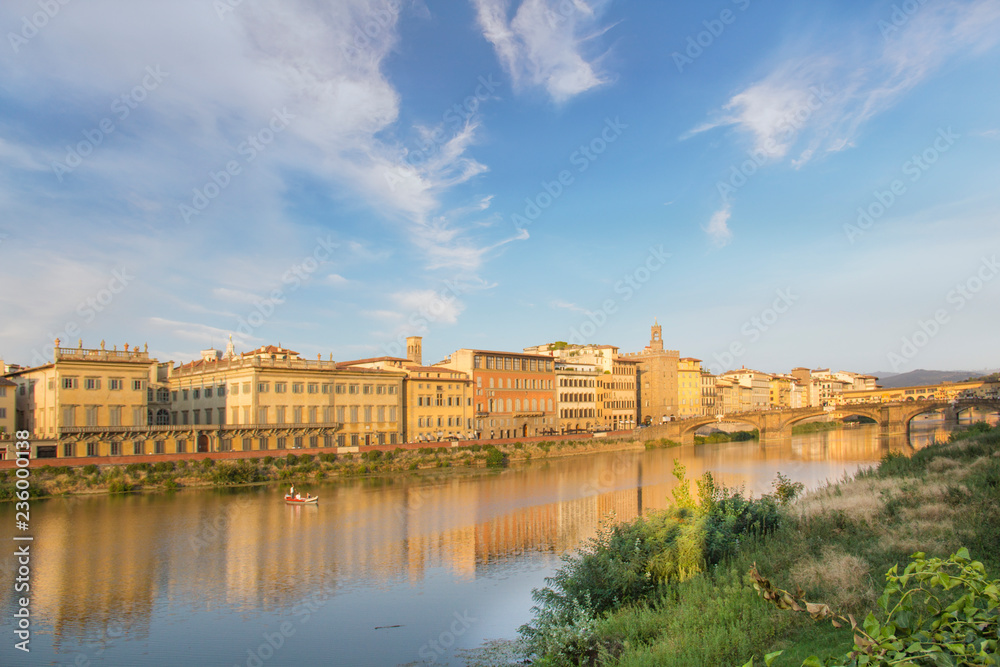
[284,494,318,504]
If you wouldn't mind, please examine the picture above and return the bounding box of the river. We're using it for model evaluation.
[0,420,983,666]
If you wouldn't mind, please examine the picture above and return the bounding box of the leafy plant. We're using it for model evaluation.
[746,548,1000,666]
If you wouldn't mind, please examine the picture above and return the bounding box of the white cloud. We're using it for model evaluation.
[689,0,1000,166]
[551,299,588,313]
[326,273,350,287]
[472,0,614,103]
[705,204,732,247]
[392,289,464,325]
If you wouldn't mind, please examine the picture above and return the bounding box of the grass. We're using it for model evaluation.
[513,421,1000,667]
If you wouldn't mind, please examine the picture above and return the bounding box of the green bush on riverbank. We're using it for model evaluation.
[516,422,1000,667]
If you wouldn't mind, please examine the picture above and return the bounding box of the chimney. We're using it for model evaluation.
[406,336,423,365]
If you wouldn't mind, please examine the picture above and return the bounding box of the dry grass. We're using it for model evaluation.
[794,477,904,525]
[927,457,961,473]
[790,546,875,614]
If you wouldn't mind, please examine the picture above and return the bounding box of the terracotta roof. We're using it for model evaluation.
[0,377,16,386]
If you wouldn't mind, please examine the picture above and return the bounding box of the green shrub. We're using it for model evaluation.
[154,460,176,473]
[212,460,265,486]
[298,454,314,464]
[285,453,299,465]
[485,446,507,468]
[83,464,98,475]
[319,452,337,464]
[521,461,786,664]
[262,456,274,465]
[163,479,180,492]
[107,479,133,494]
[201,457,215,469]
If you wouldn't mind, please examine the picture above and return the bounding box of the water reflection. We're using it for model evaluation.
[0,422,984,666]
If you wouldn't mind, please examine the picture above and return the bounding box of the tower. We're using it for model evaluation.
[649,320,663,352]
[406,336,423,365]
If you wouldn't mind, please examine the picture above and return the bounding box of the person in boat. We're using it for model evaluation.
[289,485,295,497]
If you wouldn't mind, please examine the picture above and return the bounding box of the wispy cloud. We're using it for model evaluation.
[689,0,1000,165]
[705,204,732,247]
[472,0,614,103]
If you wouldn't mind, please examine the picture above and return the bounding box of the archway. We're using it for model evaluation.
[197,434,210,453]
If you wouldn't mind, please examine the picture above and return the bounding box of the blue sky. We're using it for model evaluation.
[1,0,998,376]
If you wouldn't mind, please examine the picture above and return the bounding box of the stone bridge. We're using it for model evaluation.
[638,399,1000,445]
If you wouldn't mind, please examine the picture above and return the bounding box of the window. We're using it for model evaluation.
[154,440,164,454]
[294,436,303,449]
[63,442,75,457]
[86,406,99,426]
[275,407,286,423]
[193,410,200,425]
[258,382,269,393]
[218,384,226,396]
[0,408,5,419]
[388,385,397,395]
[193,388,200,400]
[109,378,122,391]
[176,439,186,453]
[377,406,385,422]
[363,384,372,395]
[243,382,251,393]
[62,377,77,390]
[205,388,213,398]
[292,383,303,394]
[474,355,482,369]
[87,442,98,457]
[337,435,345,447]
[85,378,100,390]
[109,406,122,426]
[336,406,345,422]
[334,384,344,394]
[220,439,232,452]
[363,406,372,422]
[257,407,268,424]
[349,384,359,395]
[241,438,251,452]
[133,379,144,391]
[350,406,358,422]
[308,407,317,423]
[258,437,268,450]
[132,441,143,455]
[293,407,302,424]
[276,437,286,450]
[182,389,189,401]
[308,383,318,394]
[309,436,318,448]
[110,441,121,456]
[275,383,286,393]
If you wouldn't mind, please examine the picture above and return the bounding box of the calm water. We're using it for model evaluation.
[0,421,979,666]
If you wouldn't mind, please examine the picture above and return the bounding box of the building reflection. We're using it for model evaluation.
[2,424,924,652]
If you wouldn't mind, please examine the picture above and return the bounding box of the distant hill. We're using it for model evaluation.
[870,369,996,388]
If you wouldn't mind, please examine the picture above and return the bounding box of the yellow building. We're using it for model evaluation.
[171,343,405,451]
[769,374,795,409]
[6,339,163,458]
[677,357,702,418]
[336,339,473,442]
[0,377,17,457]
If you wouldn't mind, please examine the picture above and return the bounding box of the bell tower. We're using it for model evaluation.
[649,320,663,351]
[406,336,423,365]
